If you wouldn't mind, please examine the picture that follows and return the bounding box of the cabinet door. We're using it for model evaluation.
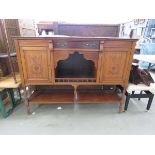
[20,46,53,84]
[99,51,129,84]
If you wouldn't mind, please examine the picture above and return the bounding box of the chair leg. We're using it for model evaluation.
[18,87,22,102]
[146,95,154,111]
[124,93,130,111]
[0,91,9,118]
[138,91,143,100]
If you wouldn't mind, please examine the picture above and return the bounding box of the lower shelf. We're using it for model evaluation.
[78,91,121,103]
[29,89,122,104]
[29,90,74,104]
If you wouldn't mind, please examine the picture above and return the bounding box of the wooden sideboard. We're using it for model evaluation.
[14,37,137,113]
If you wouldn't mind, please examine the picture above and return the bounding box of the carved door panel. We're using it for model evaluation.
[20,46,53,84]
[99,51,129,84]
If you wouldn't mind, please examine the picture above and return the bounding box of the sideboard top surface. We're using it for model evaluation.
[13,36,138,42]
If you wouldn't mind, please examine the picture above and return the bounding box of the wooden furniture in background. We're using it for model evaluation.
[37,22,120,37]
[14,36,137,113]
[0,19,36,54]
[0,19,35,117]
[0,52,17,77]
[0,19,36,79]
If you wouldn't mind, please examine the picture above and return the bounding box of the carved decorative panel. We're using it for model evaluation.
[99,51,128,83]
[20,46,52,84]
[29,55,43,76]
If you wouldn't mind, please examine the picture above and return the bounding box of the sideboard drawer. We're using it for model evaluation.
[104,40,132,48]
[53,41,99,50]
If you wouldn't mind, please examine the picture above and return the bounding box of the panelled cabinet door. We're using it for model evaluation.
[20,46,53,84]
[99,51,129,84]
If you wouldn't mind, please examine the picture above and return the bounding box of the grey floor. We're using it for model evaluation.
[0,97,155,135]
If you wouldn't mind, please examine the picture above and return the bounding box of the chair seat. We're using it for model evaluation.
[127,83,155,94]
[0,74,21,89]
[125,82,155,111]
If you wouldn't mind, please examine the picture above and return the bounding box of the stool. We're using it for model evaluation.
[0,88,22,118]
[0,74,22,118]
[124,83,155,111]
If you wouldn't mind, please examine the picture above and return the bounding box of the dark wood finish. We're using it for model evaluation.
[14,36,137,112]
[37,22,120,37]
[57,24,120,37]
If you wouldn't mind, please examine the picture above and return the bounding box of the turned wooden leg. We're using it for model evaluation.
[119,87,126,113]
[119,102,123,113]
[24,86,30,114]
[74,85,78,104]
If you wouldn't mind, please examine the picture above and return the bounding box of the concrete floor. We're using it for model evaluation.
[0,97,155,135]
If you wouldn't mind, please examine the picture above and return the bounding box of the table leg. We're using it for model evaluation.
[74,85,78,104]
[24,86,30,114]
[119,87,126,113]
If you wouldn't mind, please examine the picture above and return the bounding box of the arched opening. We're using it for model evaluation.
[55,52,95,78]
